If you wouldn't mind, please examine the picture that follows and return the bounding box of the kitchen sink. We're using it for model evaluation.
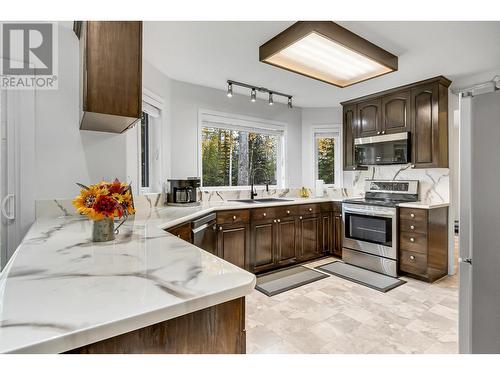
[229,198,293,204]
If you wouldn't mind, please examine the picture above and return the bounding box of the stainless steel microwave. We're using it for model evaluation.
[354,132,410,166]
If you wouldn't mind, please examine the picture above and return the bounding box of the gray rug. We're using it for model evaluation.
[315,261,406,293]
[255,266,329,296]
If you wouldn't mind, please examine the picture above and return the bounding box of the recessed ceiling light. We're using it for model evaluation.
[259,21,398,88]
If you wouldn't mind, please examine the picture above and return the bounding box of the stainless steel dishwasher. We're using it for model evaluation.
[191,213,217,255]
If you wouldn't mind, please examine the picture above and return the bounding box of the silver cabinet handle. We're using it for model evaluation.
[219,226,223,231]
[410,213,415,218]
[410,225,415,230]
[309,208,313,212]
[277,219,280,223]
[286,210,290,215]
[273,219,277,223]
[410,255,415,260]
[232,215,237,220]
[299,216,303,220]
[377,131,381,135]
[263,212,267,217]
[1,194,15,220]
[177,234,181,238]
[410,237,415,242]
[381,130,385,134]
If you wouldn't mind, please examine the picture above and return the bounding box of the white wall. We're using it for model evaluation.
[169,80,303,187]
[301,107,342,189]
[35,24,128,200]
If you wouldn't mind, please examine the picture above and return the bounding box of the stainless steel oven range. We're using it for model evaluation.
[342,179,419,277]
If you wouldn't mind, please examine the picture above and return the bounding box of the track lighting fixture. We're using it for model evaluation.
[225,80,293,109]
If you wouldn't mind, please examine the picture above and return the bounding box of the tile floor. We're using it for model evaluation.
[246,241,459,354]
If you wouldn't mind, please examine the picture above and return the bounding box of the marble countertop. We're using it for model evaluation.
[0,195,449,353]
[396,202,450,209]
[0,210,257,353]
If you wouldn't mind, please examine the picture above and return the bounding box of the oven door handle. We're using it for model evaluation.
[343,208,394,218]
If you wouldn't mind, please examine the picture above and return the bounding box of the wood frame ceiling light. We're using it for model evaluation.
[259,21,398,88]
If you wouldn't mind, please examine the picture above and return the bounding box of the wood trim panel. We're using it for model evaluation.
[66,298,246,354]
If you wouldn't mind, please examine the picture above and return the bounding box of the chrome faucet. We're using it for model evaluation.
[250,168,270,200]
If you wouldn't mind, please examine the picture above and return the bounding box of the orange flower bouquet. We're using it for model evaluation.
[73,179,135,242]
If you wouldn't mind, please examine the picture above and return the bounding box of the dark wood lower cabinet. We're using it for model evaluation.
[333,212,343,258]
[298,214,321,260]
[251,219,276,273]
[275,217,298,266]
[217,223,249,270]
[66,297,246,354]
[321,212,333,254]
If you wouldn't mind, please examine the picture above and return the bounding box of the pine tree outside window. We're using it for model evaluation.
[313,129,341,187]
[199,111,285,188]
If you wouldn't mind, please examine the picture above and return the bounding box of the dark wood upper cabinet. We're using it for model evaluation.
[341,76,451,169]
[381,90,411,134]
[77,21,142,133]
[343,104,357,170]
[357,98,382,137]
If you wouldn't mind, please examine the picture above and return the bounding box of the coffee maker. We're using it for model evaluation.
[166,178,201,206]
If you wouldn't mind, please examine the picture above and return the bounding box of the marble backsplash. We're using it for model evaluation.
[199,187,353,202]
[344,164,449,204]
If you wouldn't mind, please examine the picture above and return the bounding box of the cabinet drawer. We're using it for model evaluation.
[400,250,427,274]
[217,209,250,224]
[319,202,335,212]
[400,231,427,253]
[298,203,321,215]
[399,208,427,223]
[250,205,298,221]
[400,219,427,234]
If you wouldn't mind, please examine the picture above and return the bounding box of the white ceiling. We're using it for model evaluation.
[143,21,500,107]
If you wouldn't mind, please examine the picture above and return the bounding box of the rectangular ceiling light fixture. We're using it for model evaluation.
[259,21,398,88]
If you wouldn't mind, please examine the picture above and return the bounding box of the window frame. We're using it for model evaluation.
[198,109,287,190]
[139,112,152,194]
[312,125,342,188]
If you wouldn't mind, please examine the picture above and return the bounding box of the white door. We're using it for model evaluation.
[0,66,36,271]
[459,89,500,353]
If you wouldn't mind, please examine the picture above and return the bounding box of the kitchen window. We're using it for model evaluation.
[199,111,285,188]
[313,128,341,186]
[140,112,151,189]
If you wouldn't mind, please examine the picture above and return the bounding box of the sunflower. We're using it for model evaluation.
[112,190,135,217]
[72,185,108,219]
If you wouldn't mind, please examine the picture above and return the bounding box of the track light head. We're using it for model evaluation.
[251,88,256,102]
[227,82,233,98]
[288,97,293,108]
[268,92,274,106]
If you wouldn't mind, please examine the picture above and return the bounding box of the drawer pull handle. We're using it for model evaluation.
[410,213,415,218]
[219,226,223,231]
[232,215,237,220]
[309,208,313,212]
[410,225,415,230]
[410,255,415,260]
[273,219,277,223]
[377,131,381,135]
[410,237,415,242]
[263,212,267,217]
[177,234,181,238]
[299,216,303,220]
[277,219,281,223]
[286,210,290,215]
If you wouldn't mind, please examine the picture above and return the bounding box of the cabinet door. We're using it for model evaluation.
[320,213,333,254]
[382,90,411,134]
[343,104,357,170]
[167,222,192,243]
[250,219,275,273]
[411,83,439,167]
[276,217,298,266]
[332,213,343,258]
[357,99,381,138]
[298,215,321,260]
[218,224,248,270]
